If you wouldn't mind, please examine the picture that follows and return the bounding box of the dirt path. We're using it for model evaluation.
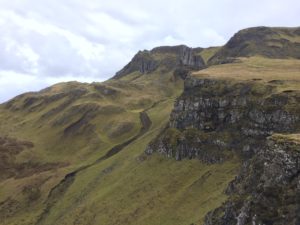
[35,102,156,225]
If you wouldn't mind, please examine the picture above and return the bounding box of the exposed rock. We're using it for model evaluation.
[146,76,300,162]
[145,74,300,223]
[113,45,205,79]
[114,50,159,77]
[204,137,300,225]
[145,127,228,163]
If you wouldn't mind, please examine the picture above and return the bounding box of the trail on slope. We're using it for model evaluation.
[35,102,155,225]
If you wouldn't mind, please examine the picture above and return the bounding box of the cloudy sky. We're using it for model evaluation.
[0,0,299,102]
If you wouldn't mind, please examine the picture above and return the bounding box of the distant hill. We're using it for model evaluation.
[209,26,300,64]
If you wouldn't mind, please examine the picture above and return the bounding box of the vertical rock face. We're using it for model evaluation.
[146,75,300,224]
[146,76,300,162]
[204,137,300,225]
[177,46,204,68]
[171,77,299,133]
[114,50,159,77]
[113,45,205,79]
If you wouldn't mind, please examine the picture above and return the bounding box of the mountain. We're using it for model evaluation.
[0,26,300,225]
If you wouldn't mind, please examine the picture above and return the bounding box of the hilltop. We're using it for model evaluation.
[209,26,300,64]
[113,45,205,79]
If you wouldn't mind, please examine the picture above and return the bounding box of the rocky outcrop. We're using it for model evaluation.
[114,50,159,77]
[151,45,204,68]
[145,127,228,163]
[146,75,300,223]
[204,136,300,225]
[113,45,205,79]
[146,76,300,162]
[171,77,299,133]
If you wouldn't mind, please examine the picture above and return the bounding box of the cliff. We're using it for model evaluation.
[204,135,300,225]
[113,45,205,79]
[146,75,300,160]
[146,64,300,224]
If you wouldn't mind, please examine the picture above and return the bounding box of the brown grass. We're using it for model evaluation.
[193,56,300,81]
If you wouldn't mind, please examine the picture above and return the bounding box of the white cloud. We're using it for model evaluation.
[0,70,44,103]
[0,0,300,103]
[0,70,102,103]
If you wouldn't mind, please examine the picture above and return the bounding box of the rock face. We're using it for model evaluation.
[113,45,205,79]
[146,76,300,162]
[204,137,300,225]
[209,26,300,64]
[146,75,300,224]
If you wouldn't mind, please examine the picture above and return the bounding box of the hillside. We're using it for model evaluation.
[147,55,300,224]
[0,46,233,225]
[0,26,300,225]
[209,26,300,64]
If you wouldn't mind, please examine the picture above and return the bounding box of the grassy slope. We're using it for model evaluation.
[2,49,299,225]
[199,47,221,64]
[0,69,240,225]
[193,56,300,91]
[208,27,300,65]
[29,98,239,225]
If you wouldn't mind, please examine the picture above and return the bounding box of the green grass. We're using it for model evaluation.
[0,69,189,224]
[0,75,240,225]
[8,50,300,224]
[28,98,239,225]
[193,56,300,94]
[199,47,221,64]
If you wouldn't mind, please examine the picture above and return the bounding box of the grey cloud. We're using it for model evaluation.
[0,0,300,102]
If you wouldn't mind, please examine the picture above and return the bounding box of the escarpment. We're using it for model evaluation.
[146,75,300,224]
[146,76,300,162]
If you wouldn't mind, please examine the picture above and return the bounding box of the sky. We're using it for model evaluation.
[0,0,299,103]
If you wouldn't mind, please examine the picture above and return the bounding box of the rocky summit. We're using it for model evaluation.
[0,26,300,225]
[113,45,205,79]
